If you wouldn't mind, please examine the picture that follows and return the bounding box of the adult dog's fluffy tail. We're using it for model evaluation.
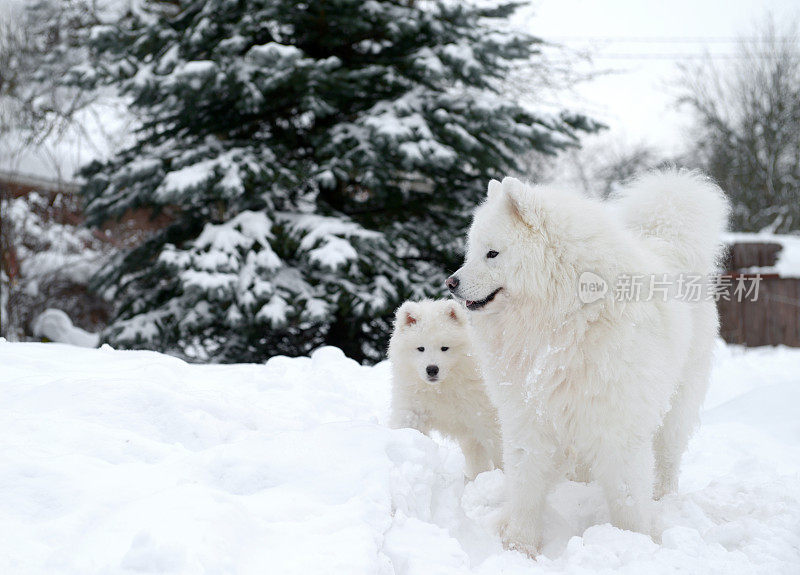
[615,169,730,273]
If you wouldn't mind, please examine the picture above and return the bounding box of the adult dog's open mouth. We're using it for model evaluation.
[465,288,502,311]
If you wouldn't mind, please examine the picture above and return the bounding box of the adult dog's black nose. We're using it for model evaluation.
[445,276,459,291]
[426,365,439,377]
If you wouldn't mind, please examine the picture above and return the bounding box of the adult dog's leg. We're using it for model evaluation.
[653,378,702,499]
[653,372,710,498]
[498,425,559,555]
[654,307,716,499]
[595,438,655,535]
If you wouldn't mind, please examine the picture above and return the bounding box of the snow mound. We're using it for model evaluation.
[32,308,100,348]
[0,341,798,573]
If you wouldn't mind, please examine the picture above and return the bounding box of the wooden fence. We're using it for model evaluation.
[718,241,800,347]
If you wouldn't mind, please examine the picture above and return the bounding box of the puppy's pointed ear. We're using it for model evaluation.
[396,302,418,328]
[487,178,503,201]
[446,300,464,323]
[503,177,542,229]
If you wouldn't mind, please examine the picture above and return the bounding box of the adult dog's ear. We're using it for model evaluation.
[396,302,418,328]
[502,177,543,229]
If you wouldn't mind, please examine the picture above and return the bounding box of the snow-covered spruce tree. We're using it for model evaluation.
[76,0,597,362]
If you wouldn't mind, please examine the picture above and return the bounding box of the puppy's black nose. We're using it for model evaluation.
[426,365,439,377]
[445,276,459,291]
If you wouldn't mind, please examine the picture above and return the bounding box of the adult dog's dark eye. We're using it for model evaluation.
[441,346,449,352]
[486,250,499,259]
[417,346,425,352]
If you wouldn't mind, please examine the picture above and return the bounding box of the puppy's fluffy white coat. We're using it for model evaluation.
[389,299,502,479]
[450,170,728,554]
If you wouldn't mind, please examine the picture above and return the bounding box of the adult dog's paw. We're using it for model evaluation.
[653,474,678,501]
[498,511,541,558]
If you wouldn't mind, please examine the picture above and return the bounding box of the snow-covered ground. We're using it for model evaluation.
[0,340,798,574]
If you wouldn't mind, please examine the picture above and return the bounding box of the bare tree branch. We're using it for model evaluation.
[678,15,800,233]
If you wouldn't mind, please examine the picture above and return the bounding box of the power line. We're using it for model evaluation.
[590,53,786,60]
[541,35,800,60]
[548,36,799,44]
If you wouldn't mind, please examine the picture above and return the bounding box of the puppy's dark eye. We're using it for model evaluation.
[486,250,499,259]
[417,346,425,352]
[441,346,449,352]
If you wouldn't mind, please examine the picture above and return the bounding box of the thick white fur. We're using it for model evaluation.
[451,170,729,554]
[388,299,502,479]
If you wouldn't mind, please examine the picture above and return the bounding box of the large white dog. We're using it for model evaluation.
[446,170,728,554]
[389,299,502,479]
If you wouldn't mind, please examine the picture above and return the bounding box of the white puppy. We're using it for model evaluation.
[447,170,728,554]
[388,299,502,479]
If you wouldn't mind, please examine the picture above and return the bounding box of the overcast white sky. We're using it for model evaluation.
[1,0,799,165]
[519,0,800,154]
